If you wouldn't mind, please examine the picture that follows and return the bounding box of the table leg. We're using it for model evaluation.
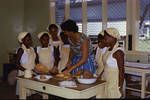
[18,80,27,99]
[141,73,146,98]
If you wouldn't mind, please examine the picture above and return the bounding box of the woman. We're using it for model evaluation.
[60,19,96,75]
[102,28,124,98]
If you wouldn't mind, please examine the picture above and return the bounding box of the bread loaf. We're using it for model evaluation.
[35,64,49,73]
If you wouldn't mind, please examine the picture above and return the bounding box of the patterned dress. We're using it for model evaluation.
[69,33,96,74]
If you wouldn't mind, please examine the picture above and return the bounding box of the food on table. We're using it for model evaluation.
[74,70,83,78]
[56,73,72,79]
[73,70,94,79]
[82,70,93,79]
[40,75,46,79]
[56,73,64,77]
[59,81,77,87]
[35,64,49,74]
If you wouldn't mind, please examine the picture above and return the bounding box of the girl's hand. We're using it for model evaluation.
[50,66,58,75]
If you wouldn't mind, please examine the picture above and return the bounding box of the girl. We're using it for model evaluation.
[59,32,70,72]
[16,32,36,76]
[16,32,36,96]
[103,28,125,98]
[35,32,58,74]
[95,33,108,79]
[60,19,96,75]
[47,24,64,72]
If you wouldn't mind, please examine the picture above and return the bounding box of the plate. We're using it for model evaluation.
[59,81,77,87]
[34,75,52,81]
[77,78,97,84]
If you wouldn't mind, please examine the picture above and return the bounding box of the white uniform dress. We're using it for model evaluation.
[18,44,36,76]
[58,44,70,72]
[36,46,54,70]
[49,36,65,72]
[16,44,36,96]
[103,43,124,98]
[95,47,108,78]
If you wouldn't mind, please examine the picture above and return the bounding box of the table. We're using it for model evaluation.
[17,76,106,99]
[125,66,150,98]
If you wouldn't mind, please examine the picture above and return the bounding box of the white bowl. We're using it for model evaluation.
[34,75,52,81]
[77,78,97,84]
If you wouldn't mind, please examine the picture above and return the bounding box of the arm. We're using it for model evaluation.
[113,50,125,88]
[66,49,74,67]
[50,46,60,75]
[34,47,39,64]
[16,48,25,71]
[53,46,61,67]
[66,39,89,72]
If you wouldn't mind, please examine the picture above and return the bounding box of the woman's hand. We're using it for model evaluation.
[62,69,70,75]
[62,66,74,74]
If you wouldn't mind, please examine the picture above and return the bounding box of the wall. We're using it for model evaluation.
[24,0,49,46]
[0,0,50,77]
[0,0,24,76]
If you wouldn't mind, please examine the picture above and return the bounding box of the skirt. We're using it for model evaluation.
[71,54,96,74]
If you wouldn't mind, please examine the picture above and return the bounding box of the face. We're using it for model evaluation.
[63,30,73,38]
[98,39,106,48]
[103,31,115,47]
[22,34,32,47]
[40,34,49,47]
[49,27,58,36]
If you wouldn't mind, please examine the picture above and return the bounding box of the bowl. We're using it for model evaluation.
[34,75,52,81]
[77,78,97,84]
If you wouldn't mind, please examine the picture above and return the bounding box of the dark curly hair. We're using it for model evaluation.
[98,33,104,40]
[60,19,78,32]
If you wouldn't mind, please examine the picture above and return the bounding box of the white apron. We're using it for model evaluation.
[16,44,36,96]
[103,43,122,98]
[37,46,54,70]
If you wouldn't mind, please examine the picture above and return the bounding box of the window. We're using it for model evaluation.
[136,0,150,52]
[70,0,82,32]
[107,0,126,37]
[56,0,65,25]
[87,0,102,36]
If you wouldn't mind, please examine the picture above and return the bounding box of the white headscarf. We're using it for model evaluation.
[38,32,49,39]
[18,32,29,43]
[105,28,120,39]
[46,24,61,36]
